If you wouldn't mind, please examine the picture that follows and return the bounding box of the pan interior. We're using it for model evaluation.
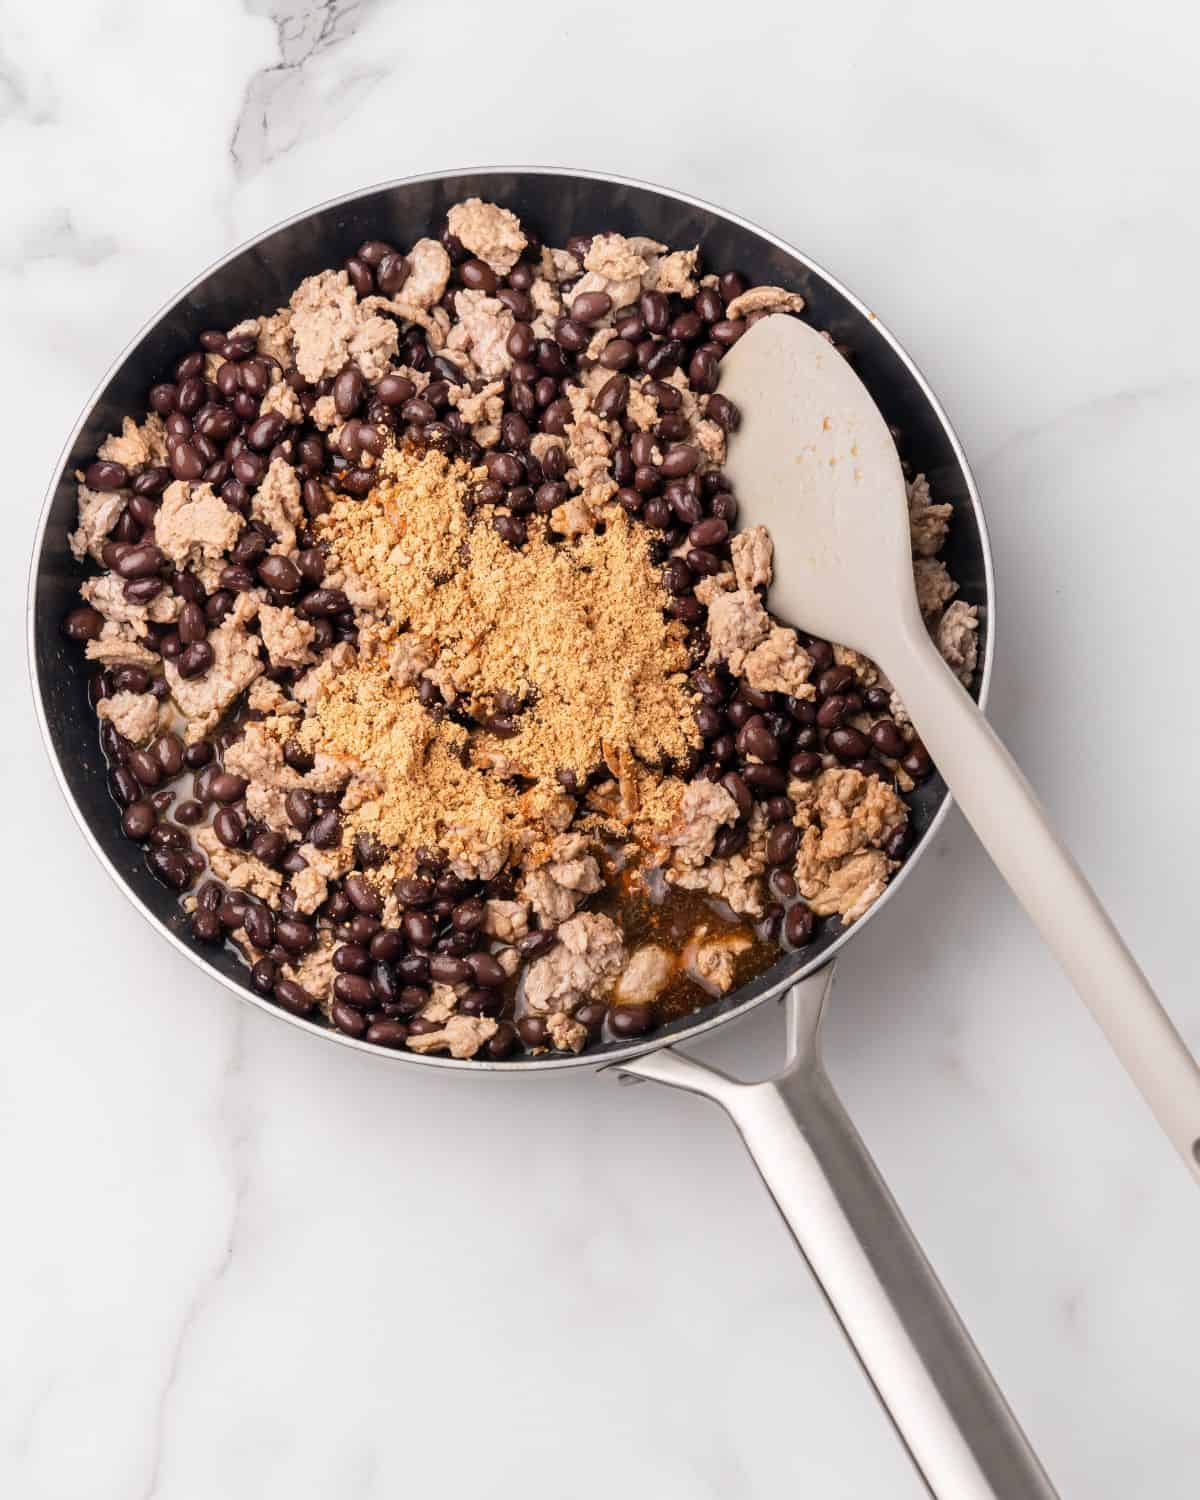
[29,168,989,1069]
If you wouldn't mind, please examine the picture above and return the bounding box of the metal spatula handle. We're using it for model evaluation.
[617,971,1059,1500]
[883,613,1200,1185]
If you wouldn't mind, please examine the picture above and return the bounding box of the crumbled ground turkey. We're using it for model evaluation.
[62,201,977,1060]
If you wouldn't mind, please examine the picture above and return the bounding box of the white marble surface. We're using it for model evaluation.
[4,3,1200,1496]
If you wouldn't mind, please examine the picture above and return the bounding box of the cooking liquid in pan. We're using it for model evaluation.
[96,694,783,1041]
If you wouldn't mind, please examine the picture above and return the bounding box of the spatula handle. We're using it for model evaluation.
[885,619,1200,1183]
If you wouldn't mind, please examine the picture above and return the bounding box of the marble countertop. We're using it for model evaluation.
[4,3,1198,1496]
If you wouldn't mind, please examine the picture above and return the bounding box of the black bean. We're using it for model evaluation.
[212,806,244,847]
[637,290,668,333]
[258,555,301,593]
[344,256,375,297]
[766,823,800,866]
[497,286,534,320]
[735,716,780,762]
[692,286,722,324]
[720,771,753,819]
[122,578,163,606]
[334,972,374,1009]
[711,318,746,346]
[784,904,815,947]
[309,809,341,848]
[536,338,568,375]
[170,442,205,481]
[274,978,315,1016]
[114,544,164,580]
[478,1021,512,1059]
[150,824,188,852]
[278,788,311,833]
[122,749,158,790]
[459,987,502,1018]
[328,998,365,1036]
[429,955,471,985]
[532,481,567,515]
[901,742,933,780]
[275,918,313,955]
[299,587,350,618]
[177,601,207,645]
[646,340,686,378]
[451,898,485,934]
[869,719,906,757]
[689,517,728,548]
[517,1015,547,1047]
[357,959,392,1007]
[572,290,612,324]
[660,443,700,478]
[121,799,157,840]
[788,751,823,780]
[347,917,380,949]
[541,398,572,434]
[183,741,214,770]
[327,370,364,424]
[396,952,431,989]
[828,726,871,761]
[208,770,248,804]
[344,872,382,917]
[392,874,432,909]
[150,734,183,778]
[599,338,635,371]
[191,909,222,943]
[249,831,286,868]
[453,256,494,294]
[705,394,740,432]
[397,910,432,950]
[248,957,276,994]
[244,904,275,950]
[713,823,749,859]
[148,848,191,890]
[245,410,286,452]
[366,1019,408,1049]
[85,459,129,491]
[461,951,503,989]
[377,252,410,295]
[500,411,530,450]
[362,929,400,966]
[594,374,629,420]
[334,943,371,977]
[816,695,850,729]
[687,349,719,393]
[743,764,788,794]
[62,606,105,642]
[174,640,212,680]
[609,1002,654,1038]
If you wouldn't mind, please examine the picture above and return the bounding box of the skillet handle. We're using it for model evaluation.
[614,969,1059,1500]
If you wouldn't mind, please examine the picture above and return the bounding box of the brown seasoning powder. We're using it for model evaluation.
[308,445,697,874]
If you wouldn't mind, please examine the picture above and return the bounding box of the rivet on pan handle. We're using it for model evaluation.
[614,967,1059,1500]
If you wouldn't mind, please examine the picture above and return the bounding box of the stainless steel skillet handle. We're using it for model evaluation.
[613,967,1058,1500]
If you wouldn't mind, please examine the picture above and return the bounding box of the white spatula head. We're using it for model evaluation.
[719,315,1200,1189]
[719,315,919,659]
